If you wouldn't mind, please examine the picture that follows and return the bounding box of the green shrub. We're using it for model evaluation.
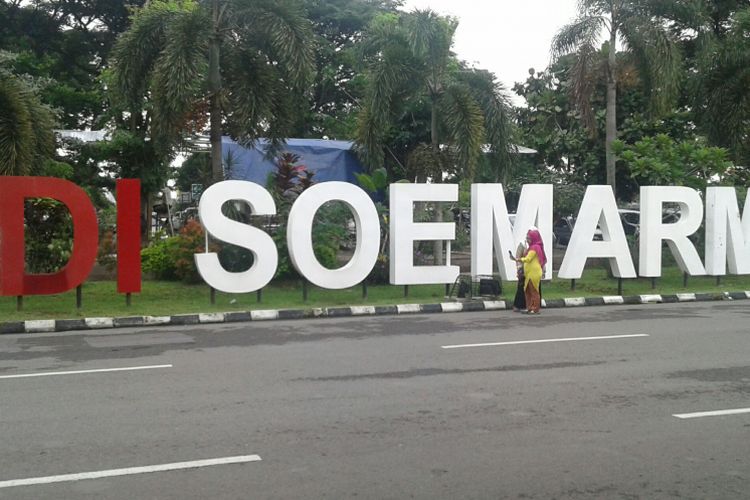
[368,253,390,284]
[313,244,338,270]
[97,230,117,272]
[174,220,215,283]
[24,198,73,274]
[141,236,180,280]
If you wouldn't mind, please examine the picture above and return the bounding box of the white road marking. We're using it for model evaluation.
[0,455,262,489]
[673,407,750,419]
[0,364,172,380]
[441,334,649,350]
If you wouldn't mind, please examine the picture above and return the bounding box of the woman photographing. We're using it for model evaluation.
[508,228,546,314]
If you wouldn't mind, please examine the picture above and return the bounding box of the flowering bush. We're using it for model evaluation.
[174,220,215,283]
[97,230,117,272]
[141,221,218,283]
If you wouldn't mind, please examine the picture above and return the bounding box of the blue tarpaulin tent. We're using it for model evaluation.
[224,137,365,186]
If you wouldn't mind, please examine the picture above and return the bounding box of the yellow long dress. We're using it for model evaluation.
[519,250,542,292]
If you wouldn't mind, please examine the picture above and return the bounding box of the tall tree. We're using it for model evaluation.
[295,0,402,138]
[356,9,515,265]
[357,10,515,182]
[0,53,56,176]
[112,0,315,183]
[0,0,147,128]
[552,0,682,197]
[691,4,750,166]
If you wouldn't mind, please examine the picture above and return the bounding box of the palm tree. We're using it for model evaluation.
[112,0,315,184]
[0,56,56,176]
[552,0,682,196]
[356,10,515,266]
[357,9,515,182]
[692,6,750,166]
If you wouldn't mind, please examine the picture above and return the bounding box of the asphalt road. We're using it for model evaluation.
[0,301,749,499]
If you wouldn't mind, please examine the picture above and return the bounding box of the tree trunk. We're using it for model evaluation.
[606,19,618,197]
[141,193,152,244]
[430,98,445,266]
[208,0,223,184]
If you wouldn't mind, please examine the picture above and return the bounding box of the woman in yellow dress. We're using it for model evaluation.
[510,228,546,314]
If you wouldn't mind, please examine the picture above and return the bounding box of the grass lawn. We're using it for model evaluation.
[1,267,749,322]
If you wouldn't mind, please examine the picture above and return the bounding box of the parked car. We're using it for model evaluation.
[616,208,680,238]
[553,216,603,247]
[618,209,640,236]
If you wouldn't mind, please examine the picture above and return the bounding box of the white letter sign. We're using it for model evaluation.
[389,183,459,285]
[558,185,636,279]
[470,184,553,280]
[639,186,706,277]
[705,187,750,275]
[287,182,380,289]
[195,181,278,293]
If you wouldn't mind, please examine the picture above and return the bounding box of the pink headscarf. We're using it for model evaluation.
[526,228,547,268]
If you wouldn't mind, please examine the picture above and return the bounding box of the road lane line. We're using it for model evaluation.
[0,455,262,489]
[673,407,750,419]
[0,364,173,380]
[441,334,649,349]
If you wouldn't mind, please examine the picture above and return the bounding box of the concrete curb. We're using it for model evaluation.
[2,290,748,335]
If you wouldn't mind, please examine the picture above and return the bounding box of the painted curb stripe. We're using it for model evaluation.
[483,300,506,310]
[639,294,662,303]
[564,297,586,307]
[4,289,749,334]
[144,316,171,326]
[198,313,225,323]
[440,302,463,313]
[24,320,55,333]
[397,304,421,314]
[250,310,279,321]
[85,318,114,329]
[350,306,376,316]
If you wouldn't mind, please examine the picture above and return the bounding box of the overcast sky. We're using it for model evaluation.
[401,0,579,99]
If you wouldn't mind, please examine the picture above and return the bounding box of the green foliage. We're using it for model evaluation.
[78,130,171,202]
[141,236,180,280]
[141,220,217,283]
[356,9,515,181]
[111,0,316,180]
[273,201,349,280]
[97,231,117,272]
[313,244,338,270]
[612,134,733,189]
[513,61,600,179]
[691,6,750,166]
[368,253,390,284]
[0,0,146,128]
[504,167,586,219]
[551,0,685,195]
[513,54,693,201]
[23,198,73,274]
[355,167,388,199]
[0,55,57,176]
[173,220,212,283]
[293,0,402,138]
[175,153,212,192]
[261,153,345,279]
